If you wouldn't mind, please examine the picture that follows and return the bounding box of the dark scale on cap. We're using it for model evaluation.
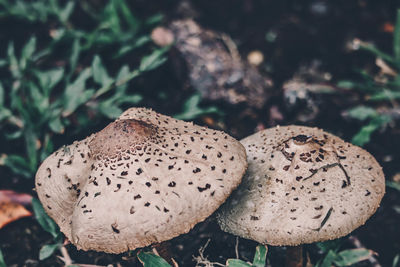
[114,184,122,192]
[283,165,290,171]
[198,184,211,192]
[193,168,201,173]
[111,223,120,233]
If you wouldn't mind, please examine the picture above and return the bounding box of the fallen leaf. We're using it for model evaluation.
[0,190,33,228]
[0,190,32,206]
[0,201,32,228]
[169,19,273,109]
[383,22,394,33]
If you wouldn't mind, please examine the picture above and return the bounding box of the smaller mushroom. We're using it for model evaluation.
[35,108,247,253]
[217,125,385,266]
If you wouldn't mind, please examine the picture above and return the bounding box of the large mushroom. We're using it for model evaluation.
[217,125,385,265]
[35,108,247,253]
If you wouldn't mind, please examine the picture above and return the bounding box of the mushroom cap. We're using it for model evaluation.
[35,108,247,253]
[217,125,385,246]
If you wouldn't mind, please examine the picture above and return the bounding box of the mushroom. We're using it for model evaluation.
[35,108,247,253]
[217,125,385,265]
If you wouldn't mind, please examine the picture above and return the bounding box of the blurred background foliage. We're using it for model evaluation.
[0,0,168,180]
[341,9,400,146]
[0,0,399,266]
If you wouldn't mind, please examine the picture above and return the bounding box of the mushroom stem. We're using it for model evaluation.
[285,245,304,267]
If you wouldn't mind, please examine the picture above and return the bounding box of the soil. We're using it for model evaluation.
[1,0,400,266]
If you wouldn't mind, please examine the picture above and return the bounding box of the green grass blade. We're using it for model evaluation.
[7,42,20,78]
[59,1,75,24]
[360,44,395,64]
[316,250,337,267]
[20,36,37,71]
[114,0,139,32]
[1,154,31,178]
[92,55,113,87]
[35,68,64,95]
[62,68,93,117]
[226,259,252,267]
[351,115,391,146]
[137,251,171,267]
[174,94,221,120]
[347,106,377,121]
[334,248,373,266]
[24,126,38,172]
[369,90,400,101]
[68,39,81,79]
[139,47,169,72]
[98,102,123,119]
[393,254,400,267]
[39,244,60,260]
[145,14,163,25]
[252,245,268,267]
[386,181,400,191]
[0,248,6,267]
[32,198,60,238]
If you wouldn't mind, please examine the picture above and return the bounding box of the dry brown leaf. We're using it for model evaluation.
[0,201,32,228]
[0,190,33,228]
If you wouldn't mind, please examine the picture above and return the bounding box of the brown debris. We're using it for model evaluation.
[169,19,273,109]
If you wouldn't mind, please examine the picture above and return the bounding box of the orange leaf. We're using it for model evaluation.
[0,201,32,228]
[383,22,394,33]
[0,190,33,228]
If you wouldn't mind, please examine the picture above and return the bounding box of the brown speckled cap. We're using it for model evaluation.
[217,125,385,246]
[35,108,247,253]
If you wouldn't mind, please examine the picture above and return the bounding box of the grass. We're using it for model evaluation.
[315,240,374,267]
[0,0,168,179]
[0,1,395,266]
[0,0,223,264]
[0,0,170,262]
[338,9,400,146]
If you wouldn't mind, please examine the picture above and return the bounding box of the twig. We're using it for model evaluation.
[152,247,160,256]
[235,237,239,259]
[58,246,73,266]
[193,239,225,267]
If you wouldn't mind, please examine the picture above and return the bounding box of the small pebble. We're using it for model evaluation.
[151,27,174,47]
[247,50,264,66]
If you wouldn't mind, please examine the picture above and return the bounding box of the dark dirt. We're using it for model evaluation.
[1,0,400,266]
